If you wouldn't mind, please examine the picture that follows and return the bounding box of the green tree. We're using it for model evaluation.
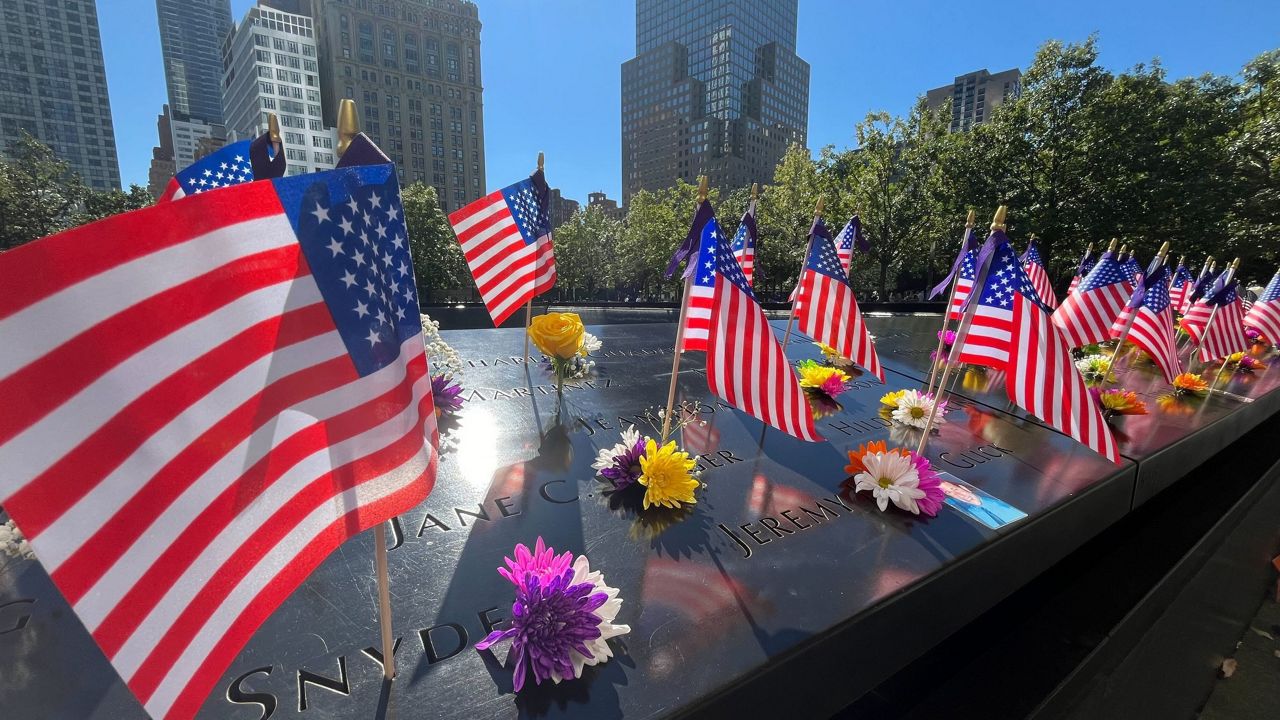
[552,206,622,300]
[756,143,821,296]
[402,182,469,304]
[616,180,716,299]
[76,185,153,226]
[0,131,88,251]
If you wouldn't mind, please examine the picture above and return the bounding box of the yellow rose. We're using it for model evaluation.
[528,312,585,360]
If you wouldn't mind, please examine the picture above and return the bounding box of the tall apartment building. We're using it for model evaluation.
[156,0,234,170]
[222,3,337,175]
[0,0,120,190]
[925,68,1022,132]
[621,0,809,205]
[147,106,177,197]
[311,0,486,212]
[548,188,580,228]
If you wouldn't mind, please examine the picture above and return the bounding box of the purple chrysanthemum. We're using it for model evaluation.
[432,374,464,416]
[591,426,647,489]
[906,451,945,517]
[475,568,608,691]
[498,537,573,591]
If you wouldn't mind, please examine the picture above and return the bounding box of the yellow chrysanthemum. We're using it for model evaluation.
[797,361,850,391]
[1097,389,1147,415]
[1226,352,1245,365]
[880,389,907,408]
[638,439,699,510]
[813,341,840,359]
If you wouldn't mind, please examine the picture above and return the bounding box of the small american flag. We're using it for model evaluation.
[930,226,978,302]
[1021,239,1058,309]
[1120,253,1143,285]
[954,231,1119,463]
[949,249,978,320]
[1167,261,1195,312]
[730,200,758,287]
[1182,264,1217,315]
[679,210,723,352]
[1111,263,1181,383]
[706,218,822,442]
[0,164,437,719]
[448,169,557,325]
[1184,276,1249,362]
[1067,247,1098,296]
[834,214,869,276]
[1051,251,1131,348]
[158,140,254,202]
[795,218,884,381]
[1244,270,1280,344]
[1181,269,1228,344]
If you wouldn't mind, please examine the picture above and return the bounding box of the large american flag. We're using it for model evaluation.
[706,218,822,442]
[1167,261,1195,313]
[448,169,557,325]
[1244,271,1280,344]
[1021,239,1058,309]
[795,218,884,381]
[834,214,869,276]
[1184,276,1249,362]
[1111,263,1181,383]
[1066,247,1098,296]
[0,165,438,720]
[949,248,978,320]
[158,140,254,202]
[954,231,1119,462]
[679,209,723,352]
[1051,250,1131,348]
[730,200,758,287]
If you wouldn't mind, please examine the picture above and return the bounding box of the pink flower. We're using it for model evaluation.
[905,451,945,517]
[497,537,573,591]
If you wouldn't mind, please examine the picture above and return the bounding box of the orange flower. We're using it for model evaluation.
[844,440,909,476]
[1172,373,1208,395]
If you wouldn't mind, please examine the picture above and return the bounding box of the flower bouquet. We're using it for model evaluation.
[592,426,702,511]
[797,360,852,418]
[844,441,945,517]
[528,312,600,391]
[475,539,630,691]
[1223,351,1267,374]
[879,389,947,429]
[1074,354,1113,386]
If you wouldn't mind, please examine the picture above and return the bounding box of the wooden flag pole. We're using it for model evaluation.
[338,98,397,679]
[924,209,977,396]
[781,197,825,350]
[917,206,1005,456]
[522,152,544,358]
[1104,242,1170,384]
[661,176,708,442]
[1188,257,1240,374]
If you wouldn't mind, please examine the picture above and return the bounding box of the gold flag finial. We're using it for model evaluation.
[537,152,544,171]
[1232,257,1242,270]
[751,182,758,201]
[1086,241,1095,253]
[815,196,825,216]
[1029,233,1038,242]
[1176,254,1185,266]
[1106,238,1119,252]
[267,112,281,145]
[965,209,976,227]
[991,205,1007,231]
[337,99,360,156]
[1118,243,1129,256]
[1157,241,1170,259]
[696,175,708,202]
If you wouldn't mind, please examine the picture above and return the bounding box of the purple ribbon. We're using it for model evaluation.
[665,200,716,280]
[1127,262,1168,309]
[335,133,392,168]
[957,230,1004,314]
[851,215,870,253]
[249,132,287,180]
[929,227,978,299]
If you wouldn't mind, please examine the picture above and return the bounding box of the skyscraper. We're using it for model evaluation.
[621,0,809,205]
[0,0,121,190]
[311,0,486,213]
[222,3,337,175]
[925,68,1022,132]
[156,0,234,125]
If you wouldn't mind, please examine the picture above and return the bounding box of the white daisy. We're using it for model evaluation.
[854,451,925,514]
[581,332,602,356]
[550,554,631,683]
[0,519,34,560]
[892,389,946,429]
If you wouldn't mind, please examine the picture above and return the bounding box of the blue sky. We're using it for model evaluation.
[101,0,1279,200]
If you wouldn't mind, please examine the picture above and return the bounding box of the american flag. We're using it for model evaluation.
[679,391,721,455]
[679,210,724,352]
[1119,252,1143,285]
[795,218,884,381]
[930,226,978,302]
[706,218,822,442]
[1181,269,1228,344]
[834,214,869,276]
[730,200,758,287]
[1021,239,1059,309]
[1182,264,1217,315]
[448,169,557,325]
[158,140,254,202]
[1167,261,1195,312]
[1244,271,1280,344]
[1066,247,1098,296]
[1184,276,1249,362]
[1111,263,1181,383]
[954,231,1119,463]
[0,165,437,720]
[949,248,978,320]
[1051,250,1131,348]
